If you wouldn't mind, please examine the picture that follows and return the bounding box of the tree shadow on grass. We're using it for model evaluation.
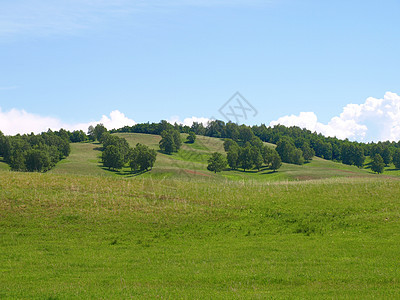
[384,168,400,172]
[232,166,276,174]
[100,166,151,177]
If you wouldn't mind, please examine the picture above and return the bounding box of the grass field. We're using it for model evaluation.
[1,172,400,298]
[1,133,400,298]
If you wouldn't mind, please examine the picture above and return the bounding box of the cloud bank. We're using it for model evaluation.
[270,92,400,142]
[1,92,400,142]
[0,109,136,136]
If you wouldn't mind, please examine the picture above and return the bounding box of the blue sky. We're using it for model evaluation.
[1,0,400,141]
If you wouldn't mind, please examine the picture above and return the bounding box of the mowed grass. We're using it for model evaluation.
[1,172,400,298]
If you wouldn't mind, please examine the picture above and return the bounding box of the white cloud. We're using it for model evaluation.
[0,109,135,135]
[168,116,210,126]
[270,92,400,142]
[71,110,136,132]
[0,108,63,136]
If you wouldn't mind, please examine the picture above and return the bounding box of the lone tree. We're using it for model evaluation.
[207,152,227,173]
[371,154,385,174]
[186,132,196,144]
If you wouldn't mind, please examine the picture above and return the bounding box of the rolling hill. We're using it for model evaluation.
[47,132,384,182]
[1,132,400,298]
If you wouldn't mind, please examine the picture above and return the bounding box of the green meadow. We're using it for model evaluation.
[1,133,400,298]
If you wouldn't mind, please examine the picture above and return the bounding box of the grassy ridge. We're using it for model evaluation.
[1,172,400,298]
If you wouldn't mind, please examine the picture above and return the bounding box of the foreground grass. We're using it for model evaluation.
[1,172,400,298]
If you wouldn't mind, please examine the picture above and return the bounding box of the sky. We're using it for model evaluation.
[1,0,400,142]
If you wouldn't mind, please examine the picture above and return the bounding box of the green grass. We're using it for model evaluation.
[1,172,400,298]
[49,142,111,176]
[0,157,10,171]
[49,133,387,183]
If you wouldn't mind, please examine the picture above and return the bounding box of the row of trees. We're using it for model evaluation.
[0,130,71,172]
[223,137,282,172]
[110,119,400,169]
[100,132,157,172]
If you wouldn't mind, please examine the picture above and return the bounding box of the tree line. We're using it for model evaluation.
[0,129,71,172]
[114,119,400,173]
[2,119,400,174]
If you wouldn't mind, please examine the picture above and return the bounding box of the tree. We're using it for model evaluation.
[301,144,315,162]
[9,150,26,171]
[382,147,392,166]
[172,129,182,150]
[227,145,239,170]
[225,122,239,140]
[276,138,294,163]
[270,152,282,171]
[102,145,124,170]
[353,146,365,168]
[207,152,226,173]
[251,146,263,171]
[276,138,304,165]
[87,125,95,141]
[292,148,305,165]
[239,145,253,172]
[223,139,238,152]
[159,130,175,154]
[25,149,51,172]
[129,143,157,172]
[70,130,87,143]
[393,148,400,169]
[159,129,181,154]
[186,132,196,143]
[94,124,107,141]
[239,125,254,142]
[262,146,275,166]
[371,154,385,174]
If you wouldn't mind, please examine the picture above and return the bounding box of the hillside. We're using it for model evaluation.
[48,132,381,182]
[2,133,400,298]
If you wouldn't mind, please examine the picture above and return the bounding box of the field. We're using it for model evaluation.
[1,133,400,298]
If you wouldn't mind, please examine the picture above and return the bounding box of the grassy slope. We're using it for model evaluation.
[49,142,110,176]
[0,158,9,171]
[109,133,375,182]
[1,172,400,298]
